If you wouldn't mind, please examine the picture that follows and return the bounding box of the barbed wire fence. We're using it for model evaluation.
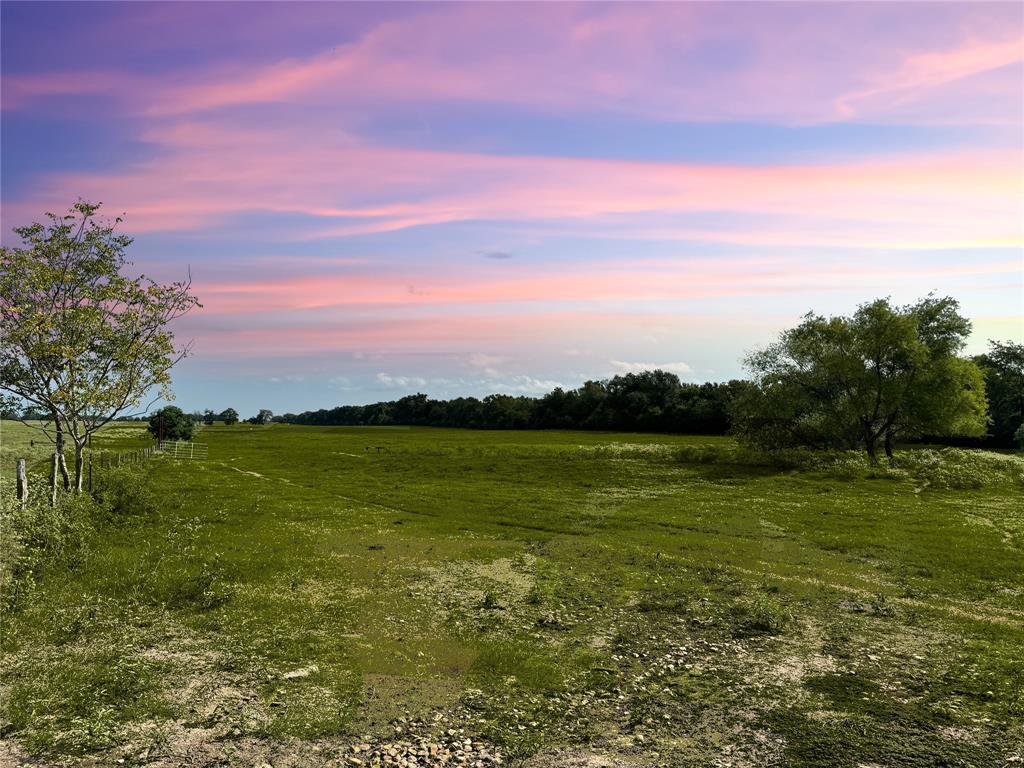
[11,438,210,502]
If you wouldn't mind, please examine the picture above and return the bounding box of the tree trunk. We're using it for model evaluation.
[861,420,879,465]
[884,430,895,461]
[74,444,85,493]
[55,423,71,491]
[50,451,59,507]
[865,437,878,465]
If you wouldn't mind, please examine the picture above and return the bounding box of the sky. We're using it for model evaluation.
[2,1,1022,416]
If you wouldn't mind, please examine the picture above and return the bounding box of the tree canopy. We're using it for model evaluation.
[732,296,987,461]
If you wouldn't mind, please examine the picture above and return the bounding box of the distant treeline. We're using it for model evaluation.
[277,371,748,434]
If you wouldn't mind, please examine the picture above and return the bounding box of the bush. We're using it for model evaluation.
[731,593,793,636]
[890,448,1024,490]
[1,466,161,610]
[1,491,101,610]
[92,465,160,519]
[674,442,1024,490]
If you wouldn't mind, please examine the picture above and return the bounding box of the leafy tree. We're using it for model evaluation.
[973,341,1024,446]
[247,408,273,425]
[202,409,216,425]
[219,407,239,425]
[0,201,199,496]
[148,406,194,441]
[734,296,987,462]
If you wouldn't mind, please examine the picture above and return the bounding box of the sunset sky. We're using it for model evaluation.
[2,1,1022,415]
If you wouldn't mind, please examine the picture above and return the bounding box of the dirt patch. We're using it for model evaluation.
[525,749,649,767]
[418,555,536,612]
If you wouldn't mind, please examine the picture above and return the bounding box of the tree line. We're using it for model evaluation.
[276,374,746,434]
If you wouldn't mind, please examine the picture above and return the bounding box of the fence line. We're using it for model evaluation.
[11,440,208,499]
[157,440,209,460]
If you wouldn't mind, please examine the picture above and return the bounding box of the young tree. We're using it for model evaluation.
[734,296,987,462]
[220,407,239,425]
[0,201,200,495]
[148,405,195,441]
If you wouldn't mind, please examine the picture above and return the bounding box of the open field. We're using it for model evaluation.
[2,423,1023,767]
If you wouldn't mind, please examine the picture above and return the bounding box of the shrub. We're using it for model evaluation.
[731,593,793,636]
[674,442,1024,490]
[1,465,161,610]
[890,448,1024,490]
[92,465,160,519]
[1,491,101,611]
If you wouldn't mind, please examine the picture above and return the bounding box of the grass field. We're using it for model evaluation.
[2,422,1022,767]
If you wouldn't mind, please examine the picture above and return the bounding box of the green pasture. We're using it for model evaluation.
[1,423,1022,766]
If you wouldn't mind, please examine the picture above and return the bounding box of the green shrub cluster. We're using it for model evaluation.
[674,443,1024,490]
[806,447,1024,489]
[730,593,793,636]
[1,491,99,611]
[1,467,159,610]
[90,465,161,519]
[890,448,1024,490]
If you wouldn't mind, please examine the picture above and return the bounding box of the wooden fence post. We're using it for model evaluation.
[16,459,28,506]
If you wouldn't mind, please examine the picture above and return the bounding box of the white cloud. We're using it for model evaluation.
[610,360,692,376]
[503,375,565,393]
[376,372,427,388]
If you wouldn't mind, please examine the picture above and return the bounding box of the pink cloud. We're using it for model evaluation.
[5,4,1020,125]
[12,133,1018,252]
[189,256,1022,321]
[835,35,1024,119]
